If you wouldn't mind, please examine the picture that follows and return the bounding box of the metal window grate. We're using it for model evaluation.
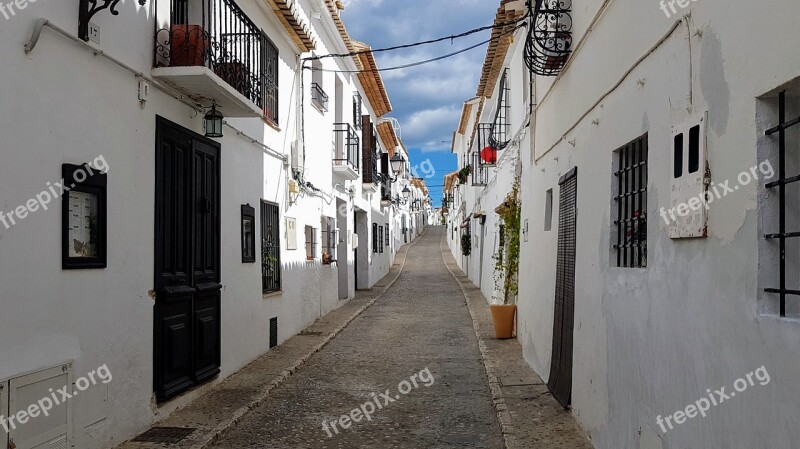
[354,93,363,129]
[261,201,281,293]
[321,216,336,264]
[489,68,511,150]
[612,135,648,268]
[471,152,489,186]
[305,226,317,260]
[311,82,328,111]
[373,223,379,253]
[269,317,278,348]
[764,91,800,317]
[133,427,196,444]
[263,38,279,123]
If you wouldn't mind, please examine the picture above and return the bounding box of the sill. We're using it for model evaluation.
[756,314,800,325]
[264,118,281,132]
[263,290,283,300]
[312,101,327,114]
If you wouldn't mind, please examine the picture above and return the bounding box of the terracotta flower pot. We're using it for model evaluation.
[170,24,208,67]
[490,304,516,339]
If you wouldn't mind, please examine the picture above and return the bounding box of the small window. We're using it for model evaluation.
[544,189,553,231]
[321,216,335,265]
[612,135,648,268]
[305,225,317,261]
[385,224,390,247]
[673,133,683,179]
[378,225,384,253]
[261,201,281,293]
[241,204,255,263]
[372,223,379,253]
[62,162,108,269]
[688,125,700,173]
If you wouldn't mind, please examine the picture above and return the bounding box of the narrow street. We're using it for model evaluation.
[211,227,504,448]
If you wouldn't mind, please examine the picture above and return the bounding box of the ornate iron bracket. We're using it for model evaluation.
[79,0,147,41]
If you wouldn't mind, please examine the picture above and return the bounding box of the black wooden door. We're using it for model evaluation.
[548,167,577,408]
[154,117,221,403]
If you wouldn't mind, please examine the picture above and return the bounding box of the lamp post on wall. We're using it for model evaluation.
[204,103,224,138]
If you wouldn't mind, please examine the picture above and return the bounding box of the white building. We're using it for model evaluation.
[447,0,800,447]
[0,1,421,448]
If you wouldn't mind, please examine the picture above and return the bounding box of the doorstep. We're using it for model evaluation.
[116,240,416,449]
[441,239,595,449]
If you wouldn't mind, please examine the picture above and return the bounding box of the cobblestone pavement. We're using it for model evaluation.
[211,226,504,449]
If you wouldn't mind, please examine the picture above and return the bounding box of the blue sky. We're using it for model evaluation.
[342,0,499,206]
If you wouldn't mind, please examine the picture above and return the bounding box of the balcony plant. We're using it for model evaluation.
[458,165,472,184]
[490,175,521,339]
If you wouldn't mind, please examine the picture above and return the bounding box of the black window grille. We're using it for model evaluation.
[305,225,317,260]
[354,93,363,129]
[372,223,379,253]
[321,216,335,265]
[261,201,281,293]
[489,68,511,151]
[312,82,328,111]
[471,153,489,186]
[612,135,648,268]
[264,38,279,124]
[764,91,800,317]
[385,224,390,247]
[378,225,384,253]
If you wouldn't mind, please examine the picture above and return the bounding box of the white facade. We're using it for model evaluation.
[0,1,421,448]
[448,0,800,447]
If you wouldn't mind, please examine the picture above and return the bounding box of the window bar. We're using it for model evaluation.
[616,149,623,267]
[623,143,629,267]
[779,90,787,317]
[639,139,647,266]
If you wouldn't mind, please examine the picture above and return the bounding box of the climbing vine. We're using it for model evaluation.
[493,176,521,304]
[461,232,472,256]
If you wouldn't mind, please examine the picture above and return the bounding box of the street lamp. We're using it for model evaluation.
[402,186,411,198]
[204,103,224,138]
[390,154,405,175]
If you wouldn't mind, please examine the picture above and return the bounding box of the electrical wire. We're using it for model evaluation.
[303,15,530,62]
[306,24,526,74]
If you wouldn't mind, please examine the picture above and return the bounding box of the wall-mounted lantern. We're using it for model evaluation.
[402,186,411,199]
[204,103,224,138]
[390,154,405,176]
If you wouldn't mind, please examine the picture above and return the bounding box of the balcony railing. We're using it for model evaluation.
[154,0,273,114]
[333,123,360,173]
[312,83,329,111]
[470,153,489,186]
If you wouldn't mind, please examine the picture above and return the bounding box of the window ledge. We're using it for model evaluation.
[264,118,281,132]
[263,291,283,300]
[756,314,800,325]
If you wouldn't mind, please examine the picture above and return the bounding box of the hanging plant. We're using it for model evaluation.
[493,176,521,305]
[461,233,472,256]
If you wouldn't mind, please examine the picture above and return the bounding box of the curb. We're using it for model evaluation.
[439,237,518,449]
[187,228,427,448]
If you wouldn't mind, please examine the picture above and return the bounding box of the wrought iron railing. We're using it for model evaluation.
[333,123,360,172]
[312,83,329,111]
[154,0,277,117]
[525,0,573,76]
[471,153,489,186]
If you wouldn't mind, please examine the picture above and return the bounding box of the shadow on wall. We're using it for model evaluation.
[277,260,353,335]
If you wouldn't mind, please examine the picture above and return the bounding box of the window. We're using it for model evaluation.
[372,223,379,253]
[761,90,800,317]
[378,225,384,253]
[62,162,107,269]
[321,216,335,265]
[264,38,279,124]
[241,204,255,263]
[305,225,317,260]
[544,188,553,231]
[612,135,648,268]
[385,224,390,247]
[261,201,281,293]
[353,93,363,129]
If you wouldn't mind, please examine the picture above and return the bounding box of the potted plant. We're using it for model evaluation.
[458,165,472,184]
[461,232,471,256]
[490,176,521,339]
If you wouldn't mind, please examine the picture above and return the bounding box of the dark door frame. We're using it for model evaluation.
[153,116,222,403]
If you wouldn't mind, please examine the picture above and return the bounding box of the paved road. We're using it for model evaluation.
[212,226,504,448]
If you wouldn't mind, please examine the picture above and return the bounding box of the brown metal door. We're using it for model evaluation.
[548,167,577,408]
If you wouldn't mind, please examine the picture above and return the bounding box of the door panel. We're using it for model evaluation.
[155,117,221,402]
[548,167,577,408]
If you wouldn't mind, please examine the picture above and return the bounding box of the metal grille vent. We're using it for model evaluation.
[269,317,278,348]
[133,427,195,444]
